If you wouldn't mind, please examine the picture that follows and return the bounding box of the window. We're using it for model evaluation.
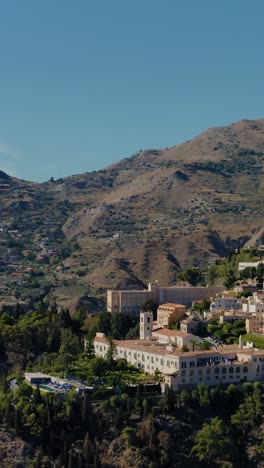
[236,367,240,373]
[190,361,195,368]
[229,367,234,374]
[243,367,248,373]
[181,370,186,377]
[190,370,194,376]
[215,368,220,374]
[147,317,150,323]
[222,368,226,374]
[181,362,187,369]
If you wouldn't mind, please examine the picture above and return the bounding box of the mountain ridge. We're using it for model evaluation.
[0,118,263,308]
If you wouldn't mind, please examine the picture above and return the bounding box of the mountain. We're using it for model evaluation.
[0,118,264,308]
[61,118,264,286]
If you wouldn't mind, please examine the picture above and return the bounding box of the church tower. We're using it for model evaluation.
[140,311,153,340]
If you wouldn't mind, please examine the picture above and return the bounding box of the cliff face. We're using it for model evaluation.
[1,118,264,291]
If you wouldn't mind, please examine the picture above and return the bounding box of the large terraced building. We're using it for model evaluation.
[93,311,264,392]
[107,281,224,315]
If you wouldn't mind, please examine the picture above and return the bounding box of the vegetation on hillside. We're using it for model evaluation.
[1,373,264,466]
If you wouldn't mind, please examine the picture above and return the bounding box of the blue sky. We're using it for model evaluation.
[0,0,263,182]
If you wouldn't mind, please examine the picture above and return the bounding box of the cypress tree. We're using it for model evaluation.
[143,398,150,419]
[68,449,74,468]
[93,441,98,468]
[83,432,90,466]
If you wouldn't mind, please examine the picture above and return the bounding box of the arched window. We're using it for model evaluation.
[236,367,241,373]
[215,367,220,374]
[222,367,226,374]
[229,367,234,374]
[243,367,248,373]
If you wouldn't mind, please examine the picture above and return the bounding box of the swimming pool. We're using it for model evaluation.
[39,384,57,393]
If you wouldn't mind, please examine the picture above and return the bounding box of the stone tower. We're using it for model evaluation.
[140,311,153,340]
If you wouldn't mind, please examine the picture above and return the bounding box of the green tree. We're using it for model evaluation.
[59,329,80,355]
[106,337,116,363]
[162,384,174,412]
[82,432,91,466]
[177,267,203,286]
[121,426,138,447]
[198,340,212,350]
[192,417,233,464]
[190,339,197,351]
[224,270,237,289]
[85,337,95,359]
[141,300,158,319]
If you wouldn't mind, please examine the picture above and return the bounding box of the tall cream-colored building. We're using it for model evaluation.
[157,303,186,328]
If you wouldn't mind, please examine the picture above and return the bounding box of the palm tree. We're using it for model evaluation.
[190,339,198,352]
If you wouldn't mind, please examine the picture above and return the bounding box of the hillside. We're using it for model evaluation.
[0,118,264,308]
[60,118,264,287]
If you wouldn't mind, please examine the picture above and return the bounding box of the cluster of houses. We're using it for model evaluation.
[209,285,264,335]
[91,280,264,392]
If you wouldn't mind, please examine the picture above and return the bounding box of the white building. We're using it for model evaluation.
[93,334,264,392]
[210,297,241,312]
[139,310,196,346]
[152,328,195,348]
[238,261,264,271]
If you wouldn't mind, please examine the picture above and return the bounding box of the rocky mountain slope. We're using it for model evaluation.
[0,118,264,302]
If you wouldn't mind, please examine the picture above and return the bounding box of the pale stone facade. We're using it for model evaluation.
[246,315,264,334]
[157,303,186,328]
[140,311,153,340]
[107,282,224,315]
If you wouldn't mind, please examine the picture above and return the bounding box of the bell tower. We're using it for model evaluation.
[140,311,153,340]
